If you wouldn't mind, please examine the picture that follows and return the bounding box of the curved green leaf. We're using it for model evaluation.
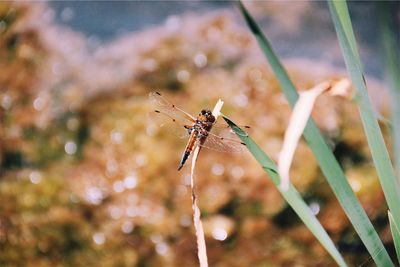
[237,1,394,266]
[224,116,347,267]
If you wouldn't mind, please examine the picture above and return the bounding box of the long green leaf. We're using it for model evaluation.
[380,8,400,264]
[388,211,400,264]
[223,117,347,267]
[379,2,400,182]
[238,2,393,266]
[328,0,400,232]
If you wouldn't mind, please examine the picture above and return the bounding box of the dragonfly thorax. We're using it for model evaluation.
[192,123,210,138]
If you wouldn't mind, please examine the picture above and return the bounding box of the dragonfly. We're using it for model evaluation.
[149,92,249,170]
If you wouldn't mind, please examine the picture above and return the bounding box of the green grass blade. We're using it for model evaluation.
[329,1,361,67]
[379,3,400,181]
[237,2,393,266]
[223,117,347,267]
[328,0,400,230]
[388,211,400,264]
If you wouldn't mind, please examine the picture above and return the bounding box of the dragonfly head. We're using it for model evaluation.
[199,109,215,123]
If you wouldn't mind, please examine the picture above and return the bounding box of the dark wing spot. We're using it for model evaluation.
[244,126,251,129]
[155,92,161,96]
[241,142,246,146]
[172,119,176,122]
[220,137,224,140]
[172,104,175,108]
[155,110,160,113]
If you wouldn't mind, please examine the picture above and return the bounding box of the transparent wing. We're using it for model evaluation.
[209,120,250,138]
[149,92,195,139]
[199,132,246,153]
[148,110,191,139]
[149,92,196,124]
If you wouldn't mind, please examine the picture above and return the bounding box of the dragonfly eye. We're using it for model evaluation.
[201,109,206,115]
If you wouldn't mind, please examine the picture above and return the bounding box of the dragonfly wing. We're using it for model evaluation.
[148,110,191,139]
[210,120,250,137]
[149,92,196,124]
[149,92,195,139]
[199,132,246,153]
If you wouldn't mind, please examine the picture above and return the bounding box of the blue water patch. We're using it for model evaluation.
[49,1,233,42]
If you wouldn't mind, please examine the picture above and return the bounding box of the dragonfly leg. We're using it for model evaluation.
[184,125,193,135]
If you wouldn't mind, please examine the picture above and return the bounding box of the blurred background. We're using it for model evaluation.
[0,1,398,266]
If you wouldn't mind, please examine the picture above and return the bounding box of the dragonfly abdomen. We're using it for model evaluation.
[178,129,199,170]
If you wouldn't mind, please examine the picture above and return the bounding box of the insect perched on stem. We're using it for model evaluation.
[149,92,249,170]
